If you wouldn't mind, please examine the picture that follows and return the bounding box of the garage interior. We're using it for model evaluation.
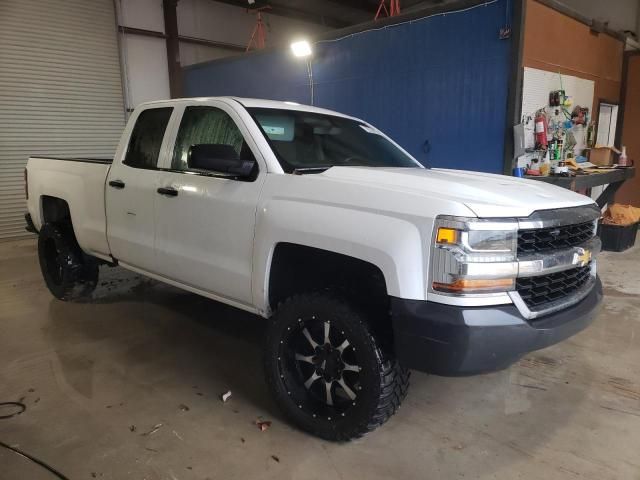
[1,0,640,478]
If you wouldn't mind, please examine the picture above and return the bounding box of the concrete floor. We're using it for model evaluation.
[0,239,639,480]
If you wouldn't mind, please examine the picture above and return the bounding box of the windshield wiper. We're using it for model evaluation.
[292,167,332,175]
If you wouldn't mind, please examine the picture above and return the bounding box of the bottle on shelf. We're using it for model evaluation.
[586,122,595,148]
[619,146,629,166]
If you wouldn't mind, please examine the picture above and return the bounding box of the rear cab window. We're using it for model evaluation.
[124,107,173,169]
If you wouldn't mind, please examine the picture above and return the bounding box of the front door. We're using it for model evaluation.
[106,107,173,272]
[154,103,265,306]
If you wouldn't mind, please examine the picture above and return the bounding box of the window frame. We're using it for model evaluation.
[157,101,262,181]
[122,106,174,170]
[170,105,251,173]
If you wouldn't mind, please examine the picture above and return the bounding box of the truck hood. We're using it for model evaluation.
[320,166,595,217]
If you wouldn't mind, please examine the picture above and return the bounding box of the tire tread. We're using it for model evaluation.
[38,222,98,301]
[265,291,410,441]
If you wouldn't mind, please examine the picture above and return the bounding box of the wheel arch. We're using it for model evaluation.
[40,195,72,225]
[266,242,390,313]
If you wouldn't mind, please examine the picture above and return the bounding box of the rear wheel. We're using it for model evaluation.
[264,292,409,441]
[38,223,98,301]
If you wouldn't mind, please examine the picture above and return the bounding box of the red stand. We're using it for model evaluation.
[374,0,401,20]
[246,7,270,52]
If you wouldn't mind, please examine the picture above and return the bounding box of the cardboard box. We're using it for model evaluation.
[588,146,620,166]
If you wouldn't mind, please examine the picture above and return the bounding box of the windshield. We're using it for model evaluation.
[247,107,422,173]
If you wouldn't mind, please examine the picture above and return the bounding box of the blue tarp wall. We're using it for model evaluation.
[184,0,511,173]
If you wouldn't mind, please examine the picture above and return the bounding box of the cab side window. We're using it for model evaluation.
[124,107,173,169]
[172,106,253,171]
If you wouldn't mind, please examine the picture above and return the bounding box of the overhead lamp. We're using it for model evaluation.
[290,40,312,58]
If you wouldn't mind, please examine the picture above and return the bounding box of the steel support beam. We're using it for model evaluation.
[119,26,245,52]
[208,0,349,28]
[163,0,183,98]
[502,0,526,175]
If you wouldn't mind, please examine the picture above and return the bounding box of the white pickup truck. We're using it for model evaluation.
[25,97,603,441]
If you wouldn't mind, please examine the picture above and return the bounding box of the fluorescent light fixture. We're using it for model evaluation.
[290,40,312,57]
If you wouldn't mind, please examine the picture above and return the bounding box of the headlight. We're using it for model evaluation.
[466,230,515,252]
[431,216,518,294]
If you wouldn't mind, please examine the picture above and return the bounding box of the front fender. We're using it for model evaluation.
[252,198,428,314]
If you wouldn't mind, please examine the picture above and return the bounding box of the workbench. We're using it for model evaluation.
[525,167,635,208]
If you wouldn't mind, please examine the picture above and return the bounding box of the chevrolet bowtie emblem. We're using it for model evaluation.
[573,248,592,267]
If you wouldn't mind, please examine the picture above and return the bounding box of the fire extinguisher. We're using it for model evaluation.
[535,112,548,148]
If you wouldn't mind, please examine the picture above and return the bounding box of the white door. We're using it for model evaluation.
[154,103,265,305]
[106,107,173,272]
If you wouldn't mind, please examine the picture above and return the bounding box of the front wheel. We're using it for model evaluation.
[264,292,410,441]
[38,223,98,301]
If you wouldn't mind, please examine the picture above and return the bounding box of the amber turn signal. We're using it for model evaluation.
[436,227,459,244]
[432,278,514,293]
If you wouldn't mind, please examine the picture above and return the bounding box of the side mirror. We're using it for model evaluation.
[188,144,256,178]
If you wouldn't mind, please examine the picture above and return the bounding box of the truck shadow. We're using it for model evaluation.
[43,269,278,419]
[42,266,595,471]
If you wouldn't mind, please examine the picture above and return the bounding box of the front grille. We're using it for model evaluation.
[516,264,592,310]
[518,221,594,255]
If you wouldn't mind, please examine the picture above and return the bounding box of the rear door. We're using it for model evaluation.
[106,106,173,272]
[153,101,265,305]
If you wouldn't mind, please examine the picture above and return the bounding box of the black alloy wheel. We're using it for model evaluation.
[38,223,98,301]
[281,315,362,418]
[264,292,410,441]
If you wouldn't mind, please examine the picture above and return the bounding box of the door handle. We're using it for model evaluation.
[157,186,178,197]
[109,179,125,189]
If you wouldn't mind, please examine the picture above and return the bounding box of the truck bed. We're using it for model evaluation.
[26,156,112,259]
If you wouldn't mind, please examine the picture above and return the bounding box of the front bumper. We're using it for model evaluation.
[390,276,603,376]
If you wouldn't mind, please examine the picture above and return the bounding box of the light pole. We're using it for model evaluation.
[290,40,314,105]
